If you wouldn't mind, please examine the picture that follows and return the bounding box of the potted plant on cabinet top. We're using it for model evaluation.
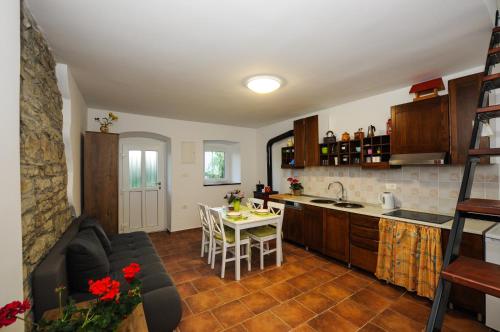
[287,177,303,196]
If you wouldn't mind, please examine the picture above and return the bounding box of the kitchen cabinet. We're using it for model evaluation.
[449,72,490,165]
[441,229,485,319]
[283,203,304,244]
[84,132,119,234]
[303,204,324,252]
[324,210,350,262]
[349,214,379,273]
[391,95,449,155]
[294,115,319,167]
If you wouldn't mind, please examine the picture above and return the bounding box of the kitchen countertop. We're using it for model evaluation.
[269,194,495,235]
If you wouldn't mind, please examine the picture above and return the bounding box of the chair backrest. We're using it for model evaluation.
[267,201,285,216]
[267,201,285,228]
[197,203,211,232]
[209,208,226,242]
[248,197,264,209]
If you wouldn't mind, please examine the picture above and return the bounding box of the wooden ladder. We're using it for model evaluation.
[426,10,500,331]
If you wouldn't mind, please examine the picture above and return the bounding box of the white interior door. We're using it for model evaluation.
[120,138,166,233]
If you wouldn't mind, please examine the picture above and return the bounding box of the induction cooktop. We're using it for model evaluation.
[382,209,452,224]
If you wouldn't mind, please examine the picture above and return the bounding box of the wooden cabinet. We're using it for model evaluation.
[349,214,379,273]
[324,210,350,262]
[449,72,490,165]
[294,115,319,167]
[83,132,119,234]
[391,95,449,155]
[283,203,304,244]
[303,204,324,252]
[441,230,485,318]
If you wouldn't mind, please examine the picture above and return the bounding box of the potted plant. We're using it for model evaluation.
[224,189,244,212]
[287,177,303,196]
[94,112,118,133]
[0,263,141,331]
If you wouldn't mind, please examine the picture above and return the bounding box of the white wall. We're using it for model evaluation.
[256,66,485,192]
[57,64,88,216]
[87,109,258,232]
[0,0,24,330]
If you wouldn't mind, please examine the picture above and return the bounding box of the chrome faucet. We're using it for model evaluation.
[327,181,345,201]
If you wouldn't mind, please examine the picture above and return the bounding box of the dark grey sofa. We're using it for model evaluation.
[32,216,182,331]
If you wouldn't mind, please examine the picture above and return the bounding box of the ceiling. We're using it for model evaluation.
[26,0,493,128]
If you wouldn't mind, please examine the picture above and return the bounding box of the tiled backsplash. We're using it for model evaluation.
[281,165,499,215]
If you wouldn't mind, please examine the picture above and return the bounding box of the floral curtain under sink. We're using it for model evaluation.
[375,218,443,299]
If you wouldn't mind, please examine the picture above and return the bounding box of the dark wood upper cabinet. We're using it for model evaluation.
[303,204,324,252]
[391,95,450,154]
[84,132,119,234]
[449,73,489,165]
[324,210,350,262]
[294,115,319,167]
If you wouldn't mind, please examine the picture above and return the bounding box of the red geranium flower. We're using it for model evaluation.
[0,299,30,327]
[88,277,121,302]
[122,263,140,283]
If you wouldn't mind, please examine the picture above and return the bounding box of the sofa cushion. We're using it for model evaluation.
[79,218,112,254]
[67,229,110,292]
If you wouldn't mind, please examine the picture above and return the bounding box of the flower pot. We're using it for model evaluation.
[291,189,302,196]
[100,124,109,133]
[233,199,241,212]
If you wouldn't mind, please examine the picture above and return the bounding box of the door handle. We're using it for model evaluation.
[157,181,162,189]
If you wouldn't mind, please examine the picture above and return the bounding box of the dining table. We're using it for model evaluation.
[216,207,283,281]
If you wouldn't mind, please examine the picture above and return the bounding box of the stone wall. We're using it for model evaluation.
[20,3,72,299]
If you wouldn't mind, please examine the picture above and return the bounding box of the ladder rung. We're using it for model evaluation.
[483,73,500,90]
[469,148,500,156]
[442,257,500,298]
[477,104,500,118]
[489,47,500,55]
[457,198,500,216]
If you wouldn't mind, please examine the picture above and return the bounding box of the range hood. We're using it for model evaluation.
[389,152,447,165]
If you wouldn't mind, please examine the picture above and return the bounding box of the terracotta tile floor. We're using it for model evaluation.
[149,229,488,332]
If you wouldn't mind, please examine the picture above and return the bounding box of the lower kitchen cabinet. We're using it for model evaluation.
[441,229,485,319]
[324,210,350,262]
[283,203,304,244]
[304,205,324,252]
[349,214,380,273]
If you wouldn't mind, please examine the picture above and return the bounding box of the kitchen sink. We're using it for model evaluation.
[310,199,337,204]
[334,202,364,208]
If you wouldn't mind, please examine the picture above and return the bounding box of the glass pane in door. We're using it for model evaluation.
[129,150,142,188]
[145,150,158,187]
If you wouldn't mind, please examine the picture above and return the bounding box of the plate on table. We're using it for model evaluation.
[254,209,269,215]
[227,211,242,217]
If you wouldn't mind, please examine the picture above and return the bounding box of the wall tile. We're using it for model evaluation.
[287,164,498,214]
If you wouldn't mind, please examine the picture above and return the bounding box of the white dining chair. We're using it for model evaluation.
[248,201,284,270]
[247,197,264,209]
[197,203,212,264]
[209,208,252,278]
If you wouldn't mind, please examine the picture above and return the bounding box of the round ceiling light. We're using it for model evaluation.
[245,75,282,94]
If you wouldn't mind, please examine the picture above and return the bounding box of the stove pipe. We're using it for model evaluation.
[266,130,294,189]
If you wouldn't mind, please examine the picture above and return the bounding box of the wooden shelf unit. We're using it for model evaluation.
[319,140,361,166]
[281,146,300,168]
[361,135,395,169]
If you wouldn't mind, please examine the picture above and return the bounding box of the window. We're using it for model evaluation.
[204,151,225,180]
[203,141,241,185]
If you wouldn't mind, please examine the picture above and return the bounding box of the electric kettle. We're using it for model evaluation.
[379,192,395,209]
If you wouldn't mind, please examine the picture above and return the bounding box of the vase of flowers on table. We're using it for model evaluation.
[287,177,303,196]
[0,263,141,331]
[94,112,118,133]
[224,189,244,212]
